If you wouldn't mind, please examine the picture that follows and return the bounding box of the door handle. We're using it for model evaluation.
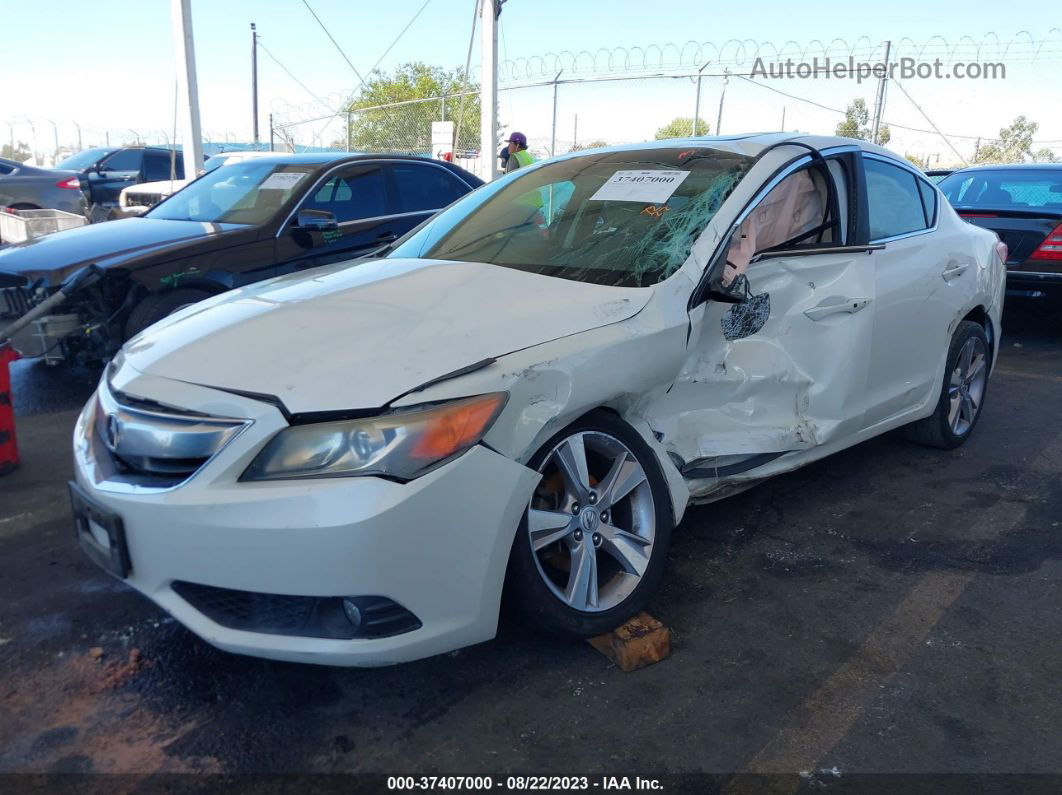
[375,232,397,242]
[804,297,871,321]
[942,263,969,281]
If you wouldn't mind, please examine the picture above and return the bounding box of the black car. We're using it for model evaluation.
[938,164,1062,297]
[53,146,193,219]
[0,153,482,363]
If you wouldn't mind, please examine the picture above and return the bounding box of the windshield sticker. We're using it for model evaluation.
[590,170,690,204]
[260,172,306,191]
[641,204,670,218]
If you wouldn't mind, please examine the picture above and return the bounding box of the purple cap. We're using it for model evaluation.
[505,131,527,146]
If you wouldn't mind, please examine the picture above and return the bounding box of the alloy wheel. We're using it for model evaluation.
[948,336,988,436]
[527,431,656,613]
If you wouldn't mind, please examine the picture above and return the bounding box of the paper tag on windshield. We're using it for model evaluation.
[260,172,305,191]
[590,170,690,204]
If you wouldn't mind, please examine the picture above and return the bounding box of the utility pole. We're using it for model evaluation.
[479,0,500,181]
[716,68,729,136]
[73,121,82,151]
[251,23,260,146]
[550,70,563,157]
[573,113,578,150]
[269,113,275,152]
[973,137,981,163]
[347,110,353,152]
[780,106,786,131]
[692,62,709,135]
[48,120,59,163]
[871,40,892,145]
[171,0,204,177]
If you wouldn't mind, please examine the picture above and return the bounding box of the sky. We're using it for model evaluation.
[3,0,1061,166]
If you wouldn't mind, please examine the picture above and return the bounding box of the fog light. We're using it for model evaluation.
[342,598,362,630]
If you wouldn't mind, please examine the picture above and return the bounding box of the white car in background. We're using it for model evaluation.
[118,150,276,214]
[72,134,1005,666]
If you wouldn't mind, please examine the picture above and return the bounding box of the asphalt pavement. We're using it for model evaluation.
[1,297,1060,791]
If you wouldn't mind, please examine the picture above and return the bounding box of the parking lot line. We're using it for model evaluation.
[725,427,1062,791]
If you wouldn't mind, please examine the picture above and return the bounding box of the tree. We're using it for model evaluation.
[975,116,1040,164]
[569,139,610,152]
[904,153,926,170]
[835,98,890,144]
[1,141,31,163]
[342,62,481,153]
[1032,148,1059,163]
[654,117,709,139]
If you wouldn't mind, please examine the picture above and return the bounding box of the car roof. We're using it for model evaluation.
[553,132,908,164]
[947,162,1062,175]
[210,151,483,184]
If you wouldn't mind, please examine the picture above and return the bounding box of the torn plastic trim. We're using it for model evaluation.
[680,451,788,479]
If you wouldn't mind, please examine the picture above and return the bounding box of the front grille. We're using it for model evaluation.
[126,193,163,208]
[1,285,38,319]
[172,581,422,640]
[94,380,249,488]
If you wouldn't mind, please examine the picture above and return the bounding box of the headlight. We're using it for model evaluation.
[241,392,507,482]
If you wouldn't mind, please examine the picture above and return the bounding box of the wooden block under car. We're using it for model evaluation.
[587,611,671,671]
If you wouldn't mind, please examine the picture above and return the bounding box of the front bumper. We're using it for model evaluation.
[72,370,540,666]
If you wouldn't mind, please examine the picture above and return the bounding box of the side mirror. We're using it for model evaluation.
[296,209,338,231]
[705,274,749,304]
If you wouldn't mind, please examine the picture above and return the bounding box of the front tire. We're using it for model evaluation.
[125,288,216,339]
[904,320,990,449]
[507,410,673,637]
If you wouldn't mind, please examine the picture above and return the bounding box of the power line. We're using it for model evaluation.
[366,0,433,77]
[258,39,326,105]
[887,77,969,165]
[299,0,369,87]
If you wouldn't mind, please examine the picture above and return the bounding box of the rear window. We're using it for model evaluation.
[938,170,1062,209]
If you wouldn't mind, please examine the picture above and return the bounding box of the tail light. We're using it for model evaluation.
[55,176,81,190]
[994,240,1008,265]
[959,212,998,218]
[1030,222,1062,261]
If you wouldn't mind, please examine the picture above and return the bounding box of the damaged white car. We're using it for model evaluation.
[71,133,1005,666]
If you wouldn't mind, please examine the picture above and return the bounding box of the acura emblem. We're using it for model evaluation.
[105,413,122,450]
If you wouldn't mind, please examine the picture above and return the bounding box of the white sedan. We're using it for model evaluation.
[71,134,1005,666]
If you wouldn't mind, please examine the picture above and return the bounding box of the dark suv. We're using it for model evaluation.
[54,146,193,220]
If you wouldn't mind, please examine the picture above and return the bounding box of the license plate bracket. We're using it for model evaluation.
[69,481,130,578]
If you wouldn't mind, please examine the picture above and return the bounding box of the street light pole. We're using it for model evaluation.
[716,68,729,136]
[171,0,204,177]
[550,70,563,157]
[693,62,709,135]
[871,40,892,145]
[479,0,500,181]
[251,23,260,146]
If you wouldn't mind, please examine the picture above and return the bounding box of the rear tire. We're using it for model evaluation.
[507,410,674,638]
[904,320,990,449]
[125,288,215,339]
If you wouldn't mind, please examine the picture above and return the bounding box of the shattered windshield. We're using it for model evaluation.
[418,148,753,287]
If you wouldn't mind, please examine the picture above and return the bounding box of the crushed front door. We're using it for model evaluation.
[648,154,877,470]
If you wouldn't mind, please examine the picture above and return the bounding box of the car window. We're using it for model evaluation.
[101,149,143,173]
[391,163,465,213]
[144,152,181,181]
[147,162,313,225]
[300,164,388,222]
[724,164,836,284]
[865,158,929,240]
[0,162,14,176]
[55,148,111,171]
[917,179,938,227]
[411,147,754,288]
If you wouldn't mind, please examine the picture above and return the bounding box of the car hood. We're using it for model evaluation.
[122,257,651,412]
[124,179,189,195]
[0,217,244,284]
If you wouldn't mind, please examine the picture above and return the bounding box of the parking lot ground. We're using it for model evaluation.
[1,299,1061,789]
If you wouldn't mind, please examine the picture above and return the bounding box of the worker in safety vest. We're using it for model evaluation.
[504,132,534,174]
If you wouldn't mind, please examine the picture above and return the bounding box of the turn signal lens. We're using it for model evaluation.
[410,393,507,462]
